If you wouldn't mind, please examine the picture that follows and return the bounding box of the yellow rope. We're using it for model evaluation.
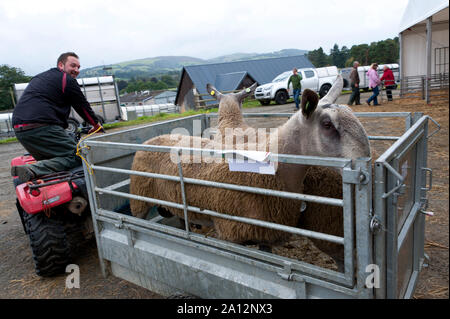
[76,126,102,175]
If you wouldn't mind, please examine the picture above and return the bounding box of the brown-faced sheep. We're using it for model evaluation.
[129,75,371,250]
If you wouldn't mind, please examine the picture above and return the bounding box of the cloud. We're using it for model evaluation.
[0,0,408,75]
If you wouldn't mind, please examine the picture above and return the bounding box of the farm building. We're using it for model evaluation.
[399,0,449,101]
[174,55,314,110]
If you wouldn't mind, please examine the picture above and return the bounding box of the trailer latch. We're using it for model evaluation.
[342,168,370,185]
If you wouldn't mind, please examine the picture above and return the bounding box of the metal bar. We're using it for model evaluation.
[354,158,374,298]
[426,17,432,104]
[342,168,355,284]
[95,187,345,245]
[84,140,352,168]
[91,165,344,207]
[397,203,421,251]
[368,136,399,141]
[82,151,108,278]
[206,112,413,119]
[386,158,399,299]
[177,150,190,234]
[97,77,107,120]
[373,160,387,298]
[112,75,122,120]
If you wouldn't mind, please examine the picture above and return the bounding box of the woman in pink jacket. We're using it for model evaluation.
[366,63,381,106]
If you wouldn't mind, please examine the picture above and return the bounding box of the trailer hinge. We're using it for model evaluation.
[342,167,370,185]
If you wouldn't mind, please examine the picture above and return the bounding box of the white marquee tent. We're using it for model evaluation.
[398,0,449,95]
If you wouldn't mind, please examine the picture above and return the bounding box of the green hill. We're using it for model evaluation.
[79,49,308,80]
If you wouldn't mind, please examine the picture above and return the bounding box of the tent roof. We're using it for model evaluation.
[399,0,449,32]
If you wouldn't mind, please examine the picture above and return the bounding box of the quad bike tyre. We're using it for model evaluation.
[22,210,72,277]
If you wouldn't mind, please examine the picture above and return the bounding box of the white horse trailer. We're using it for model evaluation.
[340,64,400,91]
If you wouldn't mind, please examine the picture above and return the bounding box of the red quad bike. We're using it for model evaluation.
[11,128,95,277]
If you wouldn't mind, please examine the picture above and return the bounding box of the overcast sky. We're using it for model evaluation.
[0,0,409,76]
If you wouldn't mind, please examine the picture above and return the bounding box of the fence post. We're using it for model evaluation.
[421,77,425,100]
[193,89,200,109]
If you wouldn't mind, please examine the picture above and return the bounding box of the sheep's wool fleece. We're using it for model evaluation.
[130,134,302,244]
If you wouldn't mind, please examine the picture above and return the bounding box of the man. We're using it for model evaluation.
[347,61,361,105]
[287,68,302,109]
[380,65,396,101]
[11,52,103,182]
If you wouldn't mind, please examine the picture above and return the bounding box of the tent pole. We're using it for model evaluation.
[426,17,432,104]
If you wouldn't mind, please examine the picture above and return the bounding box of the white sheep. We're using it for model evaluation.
[129,76,370,251]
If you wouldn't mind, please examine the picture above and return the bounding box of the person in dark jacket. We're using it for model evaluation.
[347,61,361,105]
[11,52,103,182]
[380,66,396,101]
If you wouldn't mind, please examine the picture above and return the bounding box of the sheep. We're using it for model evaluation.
[129,75,371,250]
[205,79,368,268]
[206,82,257,136]
[298,148,380,271]
[205,82,260,146]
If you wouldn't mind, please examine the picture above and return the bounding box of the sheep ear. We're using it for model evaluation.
[301,89,319,119]
[206,83,223,101]
[234,82,258,102]
[318,75,343,106]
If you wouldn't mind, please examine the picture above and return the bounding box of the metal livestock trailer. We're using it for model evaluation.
[80,111,438,299]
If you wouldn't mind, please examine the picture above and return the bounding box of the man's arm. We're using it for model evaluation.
[64,77,103,132]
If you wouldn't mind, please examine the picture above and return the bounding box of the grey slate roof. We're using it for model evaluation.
[183,55,313,96]
[215,71,247,92]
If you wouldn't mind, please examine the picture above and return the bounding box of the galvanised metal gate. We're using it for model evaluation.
[80,112,437,298]
[373,113,438,298]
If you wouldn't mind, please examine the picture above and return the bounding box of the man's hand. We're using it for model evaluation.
[88,122,105,134]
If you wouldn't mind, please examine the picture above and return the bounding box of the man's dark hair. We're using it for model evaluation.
[57,52,79,66]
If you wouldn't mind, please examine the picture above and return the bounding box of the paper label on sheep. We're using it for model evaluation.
[225,151,276,175]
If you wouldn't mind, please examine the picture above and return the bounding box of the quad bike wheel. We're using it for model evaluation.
[22,211,72,277]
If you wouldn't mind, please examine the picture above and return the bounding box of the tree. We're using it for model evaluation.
[161,74,178,88]
[307,47,330,67]
[117,80,128,91]
[0,65,32,111]
[329,44,350,68]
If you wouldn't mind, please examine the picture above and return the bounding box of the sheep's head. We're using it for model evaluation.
[206,82,258,112]
[296,75,370,160]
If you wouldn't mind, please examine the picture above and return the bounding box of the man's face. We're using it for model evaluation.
[58,56,80,78]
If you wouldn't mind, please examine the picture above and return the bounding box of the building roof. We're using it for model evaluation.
[153,90,177,99]
[175,55,314,104]
[399,0,449,32]
[214,71,254,92]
